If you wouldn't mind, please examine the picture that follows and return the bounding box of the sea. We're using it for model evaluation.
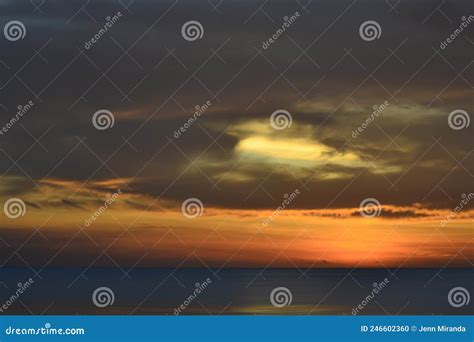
[0,268,471,315]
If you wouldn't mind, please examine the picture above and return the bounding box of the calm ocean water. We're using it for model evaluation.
[0,268,471,315]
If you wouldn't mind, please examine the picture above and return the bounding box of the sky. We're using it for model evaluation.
[0,0,472,268]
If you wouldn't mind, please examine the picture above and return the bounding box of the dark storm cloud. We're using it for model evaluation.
[0,0,472,210]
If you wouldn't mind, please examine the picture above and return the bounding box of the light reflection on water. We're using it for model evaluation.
[0,268,471,315]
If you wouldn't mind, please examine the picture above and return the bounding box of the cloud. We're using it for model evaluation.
[350,208,431,219]
[0,1,471,225]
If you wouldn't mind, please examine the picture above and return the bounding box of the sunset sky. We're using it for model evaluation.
[0,0,472,269]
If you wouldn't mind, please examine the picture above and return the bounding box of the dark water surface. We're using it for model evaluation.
[0,267,471,315]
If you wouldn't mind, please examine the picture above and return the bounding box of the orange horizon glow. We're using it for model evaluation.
[1,177,472,269]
